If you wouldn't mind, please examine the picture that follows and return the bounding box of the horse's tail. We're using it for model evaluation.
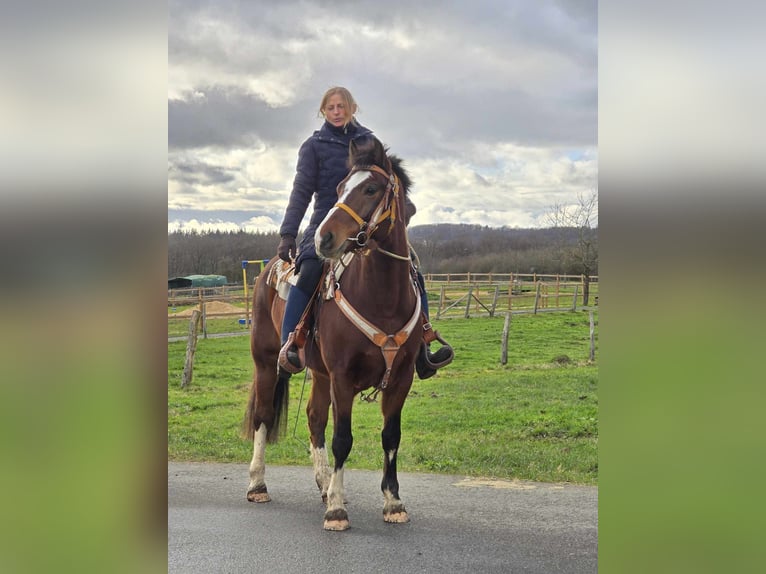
[242,386,257,441]
[241,369,290,443]
[267,368,289,443]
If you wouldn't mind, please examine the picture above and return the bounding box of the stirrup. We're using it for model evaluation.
[415,335,454,380]
[422,332,454,370]
[278,332,305,374]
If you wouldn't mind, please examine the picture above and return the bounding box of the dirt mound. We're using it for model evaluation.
[170,301,244,317]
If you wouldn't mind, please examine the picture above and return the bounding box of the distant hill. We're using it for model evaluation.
[168,224,597,280]
[407,224,594,275]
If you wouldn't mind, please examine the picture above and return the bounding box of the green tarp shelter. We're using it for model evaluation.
[168,275,227,288]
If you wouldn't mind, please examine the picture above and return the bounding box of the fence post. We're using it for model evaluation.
[501,312,511,365]
[464,286,473,318]
[533,282,541,314]
[437,284,445,319]
[490,285,499,317]
[201,300,208,339]
[572,284,579,311]
[508,274,513,312]
[196,288,207,339]
[181,309,201,389]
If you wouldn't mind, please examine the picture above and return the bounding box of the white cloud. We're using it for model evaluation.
[168,215,281,234]
[168,0,597,233]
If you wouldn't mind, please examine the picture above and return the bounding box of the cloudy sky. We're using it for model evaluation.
[168,0,597,234]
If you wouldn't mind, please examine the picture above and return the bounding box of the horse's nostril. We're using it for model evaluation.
[320,232,334,251]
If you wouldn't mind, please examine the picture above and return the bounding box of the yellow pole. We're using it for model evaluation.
[242,261,249,329]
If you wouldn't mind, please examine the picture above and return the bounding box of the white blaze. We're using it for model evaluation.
[338,171,372,202]
[315,170,372,252]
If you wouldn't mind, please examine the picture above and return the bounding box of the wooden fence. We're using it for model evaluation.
[168,272,599,337]
[167,284,243,301]
[168,285,249,338]
[423,273,598,318]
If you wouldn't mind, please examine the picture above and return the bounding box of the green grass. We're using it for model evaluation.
[168,311,598,484]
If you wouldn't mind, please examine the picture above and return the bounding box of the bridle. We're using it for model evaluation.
[334,163,401,251]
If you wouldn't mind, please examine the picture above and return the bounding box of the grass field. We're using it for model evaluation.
[168,311,598,484]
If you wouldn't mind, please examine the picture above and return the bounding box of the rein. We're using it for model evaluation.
[376,246,411,261]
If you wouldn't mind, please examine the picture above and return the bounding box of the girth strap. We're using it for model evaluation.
[333,280,421,390]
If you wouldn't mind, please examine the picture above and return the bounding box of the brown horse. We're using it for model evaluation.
[243,135,422,531]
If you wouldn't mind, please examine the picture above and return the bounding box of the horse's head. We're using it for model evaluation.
[315,135,410,260]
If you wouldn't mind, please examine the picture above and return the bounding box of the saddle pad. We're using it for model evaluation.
[268,260,297,301]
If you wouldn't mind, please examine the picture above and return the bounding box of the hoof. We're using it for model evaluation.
[246,487,271,503]
[384,511,410,524]
[323,518,350,531]
[321,493,328,504]
[323,508,349,531]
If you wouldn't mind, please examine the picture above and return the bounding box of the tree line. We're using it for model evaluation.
[168,224,598,282]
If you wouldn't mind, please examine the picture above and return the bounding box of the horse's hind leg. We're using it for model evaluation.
[306,370,332,503]
[380,392,410,523]
[245,357,275,502]
[243,262,289,503]
[247,418,270,503]
[245,361,288,503]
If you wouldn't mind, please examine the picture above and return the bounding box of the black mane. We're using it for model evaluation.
[388,155,412,196]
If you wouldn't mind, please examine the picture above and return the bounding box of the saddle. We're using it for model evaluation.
[267,259,298,302]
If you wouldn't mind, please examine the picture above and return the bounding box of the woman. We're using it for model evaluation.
[277,86,451,378]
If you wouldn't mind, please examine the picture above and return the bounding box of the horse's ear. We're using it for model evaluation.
[371,137,388,168]
[348,138,364,169]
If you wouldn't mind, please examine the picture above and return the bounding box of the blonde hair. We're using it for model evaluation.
[318,86,359,127]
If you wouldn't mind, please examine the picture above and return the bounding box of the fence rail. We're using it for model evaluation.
[423,272,597,284]
[167,272,599,336]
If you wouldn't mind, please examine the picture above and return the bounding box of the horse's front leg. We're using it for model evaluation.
[306,370,332,502]
[380,389,410,523]
[323,383,355,531]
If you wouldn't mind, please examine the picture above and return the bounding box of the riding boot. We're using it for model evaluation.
[415,285,454,379]
[279,285,311,373]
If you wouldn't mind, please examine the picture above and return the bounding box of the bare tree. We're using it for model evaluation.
[545,190,598,305]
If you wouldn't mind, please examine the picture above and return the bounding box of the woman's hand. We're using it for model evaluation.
[278,235,297,262]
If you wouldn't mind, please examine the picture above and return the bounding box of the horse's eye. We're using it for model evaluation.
[364,185,378,196]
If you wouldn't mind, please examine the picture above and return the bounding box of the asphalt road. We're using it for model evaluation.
[169,462,597,573]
